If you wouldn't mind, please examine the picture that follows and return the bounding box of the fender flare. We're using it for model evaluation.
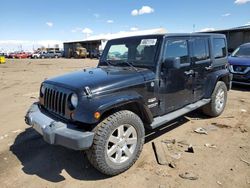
[96,92,154,124]
[204,69,231,98]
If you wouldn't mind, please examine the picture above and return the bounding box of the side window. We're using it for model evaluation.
[164,39,189,64]
[192,38,209,62]
[213,38,226,59]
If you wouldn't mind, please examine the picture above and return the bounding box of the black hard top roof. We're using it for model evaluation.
[109,33,226,41]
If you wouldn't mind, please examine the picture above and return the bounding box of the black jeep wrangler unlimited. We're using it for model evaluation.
[25,33,232,176]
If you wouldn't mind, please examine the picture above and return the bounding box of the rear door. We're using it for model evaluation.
[159,37,194,114]
[190,37,211,101]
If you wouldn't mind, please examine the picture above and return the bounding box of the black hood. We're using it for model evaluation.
[44,66,155,94]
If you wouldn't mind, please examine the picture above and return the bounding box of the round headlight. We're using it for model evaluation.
[40,85,45,97]
[70,93,78,109]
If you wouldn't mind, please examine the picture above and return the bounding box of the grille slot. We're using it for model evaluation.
[43,88,67,115]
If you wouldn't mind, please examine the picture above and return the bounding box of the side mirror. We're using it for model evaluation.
[163,57,181,69]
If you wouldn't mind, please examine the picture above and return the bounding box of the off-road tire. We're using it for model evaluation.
[202,81,227,117]
[86,110,145,176]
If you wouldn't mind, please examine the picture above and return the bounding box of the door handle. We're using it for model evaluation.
[205,65,212,71]
[184,69,195,76]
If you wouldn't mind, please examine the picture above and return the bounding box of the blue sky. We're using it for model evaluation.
[0,0,250,51]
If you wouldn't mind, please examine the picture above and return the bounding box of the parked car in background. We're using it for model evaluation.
[32,51,46,59]
[40,51,63,58]
[0,54,6,64]
[0,52,8,58]
[73,47,88,58]
[8,52,17,58]
[229,43,250,85]
[15,52,30,59]
[32,52,40,59]
[27,52,32,58]
[88,49,100,59]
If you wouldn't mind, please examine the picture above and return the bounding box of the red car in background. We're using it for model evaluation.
[8,52,16,58]
[15,52,30,59]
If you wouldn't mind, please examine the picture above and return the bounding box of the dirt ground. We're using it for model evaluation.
[0,58,249,188]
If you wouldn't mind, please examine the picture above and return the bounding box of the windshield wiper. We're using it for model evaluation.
[104,60,113,66]
[120,61,138,72]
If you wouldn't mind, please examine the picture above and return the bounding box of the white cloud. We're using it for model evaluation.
[222,13,231,17]
[245,21,250,26]
[93,13,100,18]
[200,28,215,32]
[130,27,139,31]
[234,0,250,4]
[107,20,114,24]
[139,6,154,15]
[36,40,63,47]
[82,28,93,34]
[86,28,167,41]
[71,27,82,33]
[131,9,139,16]
[131,6,154,16]
[46,22,53,27]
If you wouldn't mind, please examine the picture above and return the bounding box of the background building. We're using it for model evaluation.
[205,25,250,52]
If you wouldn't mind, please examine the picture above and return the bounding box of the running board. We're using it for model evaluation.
[150,99,211,129]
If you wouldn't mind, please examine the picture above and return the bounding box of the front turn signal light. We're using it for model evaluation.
[94,112,101,120]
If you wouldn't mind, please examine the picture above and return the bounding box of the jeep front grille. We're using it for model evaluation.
[43,88,67,115]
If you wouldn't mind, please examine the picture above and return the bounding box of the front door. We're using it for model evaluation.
[159,38,194,114]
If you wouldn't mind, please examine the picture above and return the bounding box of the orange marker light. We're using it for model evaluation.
[94,112,101,120]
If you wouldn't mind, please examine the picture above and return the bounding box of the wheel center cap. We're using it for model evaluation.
[118,139,126,147]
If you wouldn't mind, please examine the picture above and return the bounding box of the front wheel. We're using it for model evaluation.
[202,81,227,117]
[86,110,145,176]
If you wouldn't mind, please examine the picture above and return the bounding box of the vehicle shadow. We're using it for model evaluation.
[145,117,189,143]
[10,128,108,182]
[10,117,190,182]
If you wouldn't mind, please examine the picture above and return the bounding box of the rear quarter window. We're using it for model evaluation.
[213,38,226,59]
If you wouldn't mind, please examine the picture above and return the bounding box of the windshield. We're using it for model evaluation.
[231,45,250,57]
[100,37,161,68]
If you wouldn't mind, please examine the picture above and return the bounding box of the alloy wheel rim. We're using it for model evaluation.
[106,124,137,164]
[215,89,225,112]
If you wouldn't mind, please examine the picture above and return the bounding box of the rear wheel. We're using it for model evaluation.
[86,110,145,176]
[202,81,227,117]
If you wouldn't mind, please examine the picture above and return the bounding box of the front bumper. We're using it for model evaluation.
[231,74,250,86]
[25,103,94,150]
[229,65,250,86]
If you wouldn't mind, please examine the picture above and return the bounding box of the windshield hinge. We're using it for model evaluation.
[84,86,92,98]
